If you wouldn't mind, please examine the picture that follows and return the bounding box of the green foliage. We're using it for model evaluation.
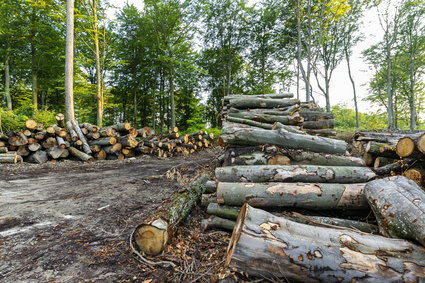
[0,108,27,133]
[332,104,387,130]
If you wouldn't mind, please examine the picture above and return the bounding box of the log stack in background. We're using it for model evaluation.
[0,115,215,164]
[202,94,425,281]
[352,130,425,188]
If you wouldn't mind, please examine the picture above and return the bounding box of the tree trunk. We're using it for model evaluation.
[346,52,359,128]
[92,0,103,128]
[169,71,175,128]
[65,0,75,122]
[4,49,12,110]
[386,45,395,130]
[215,165,375,184]
[220,127,347,155]
[228,98,299,109]
[132,175,208,256]
[88,137,117,146]
[300,112,333,121]
[227,117,273,130]
[206,203,240,220]
[365,176,425,246]
[225,204,425,282]
[216,182,368,209]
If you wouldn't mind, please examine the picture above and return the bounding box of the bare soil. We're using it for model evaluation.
[0,149,236,283]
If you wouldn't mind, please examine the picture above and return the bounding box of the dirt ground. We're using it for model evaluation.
[0,148,238,283]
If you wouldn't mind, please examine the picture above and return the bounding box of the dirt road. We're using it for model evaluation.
[0,150,224,282]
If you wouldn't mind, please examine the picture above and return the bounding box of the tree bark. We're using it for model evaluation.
[302,120,335,129]
[271,122,304,134]
[300,112,333,121]
[206,203,240,220]
[201,216,235,231]
[227,117,273,130]
[228,110,303,125]
[225,204,425,282]
[220,127,347,155]
[228,98,300,109]
[365,176,425,246]
[71,120,92,154]
[346,50,359,128]
[132,175,208,256]
[68,146,94,162]
[55,113,65,128]
[4,48,12,110]
[223,93,294,103]
[216,182,368,209]
[111,122,131,132]
[88,137,117,146]
[215,165,375,184]
[65,0,75,121]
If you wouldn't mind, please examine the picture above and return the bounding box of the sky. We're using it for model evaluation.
[106,0,386,113]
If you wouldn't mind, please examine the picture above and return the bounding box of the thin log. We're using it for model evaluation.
[66,120,79,141]
[271,122,304,134]
[70,119,92,154]
[132,175,209,256]
[207,203,239,220]
[373,158,416,176]
[365,176,425,246]
[201,216,235,231]
[225,204,425,282]
[56,136,68,149]
[0,156,20,164]
[227,116,273,130]
[88,137,116,146]
[216,182,368,209]
[366,141,398,159]
[220,127,347,155]
[68,146,94,162]
[373,157,395,169]
[205,180,217,193]
[304,129,337,137]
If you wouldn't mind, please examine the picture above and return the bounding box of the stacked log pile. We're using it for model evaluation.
[352,130,425,187]
[201,95,425,281]
[221,93,335,135]
[0,115,214,164]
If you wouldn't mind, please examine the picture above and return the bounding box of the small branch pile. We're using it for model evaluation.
[221,93,335,136]
[0,114,214,164]
[201,94,425,281]
[352,130,425,187]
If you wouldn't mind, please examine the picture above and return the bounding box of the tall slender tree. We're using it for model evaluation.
[65,0,75,121]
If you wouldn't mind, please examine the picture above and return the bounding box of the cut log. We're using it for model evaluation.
[290,151,366,167]
[228,110,303,125]
[300,112,334,121]
[0,156,21,163]
[95,150,107,160]
[55,113,65,127]
[99,127,116,137]
[8,132,28,146]
[215,165,375,183]
[302,119,335,129]
[25,119,43,131]
[132,175,208,256]
[207,203,240,220]
[205,180,217,193]
[135,146,152,154]
[363,153,375,167]
[66,120,79,141]
[118,135,139,148]
[373,157,395,169]
[46,147,66,159]
[28,143,41,152]
[216,182,368,209]
[223,93,294,102]
[88,137,117,146]
[22,129,32,137]
[220,127,347,155]
[86,131,101,140]
[416,133,425,154]
[82,123,99,133]
[271,122,304,134]
[201,216,235,231]
[34,131,46,141]
[304,129,337,137]
[42,137,57,149]
[201,194,217,207]
[17,146,30,157]
[128,128,138,138]
[60,149,69,159]
[27,151,48,164]
[104,143,122,154]
[90,144,101,153]
[373,158,415,176]
[365,176,425,246]
[70,120,92,154]
[111,122,131,132]
[56,136,68,149]
[403,167,425,187]
[366,141,398,159]
[68,146,94,162]
[0,147,8,153]
[228,98,299,109]
[396,137,421,158]
[227,116,273,130]
[225,204,425,282]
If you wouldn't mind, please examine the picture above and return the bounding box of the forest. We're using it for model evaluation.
[0,0,424,133]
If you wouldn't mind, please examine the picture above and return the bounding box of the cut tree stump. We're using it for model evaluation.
[132,175,208,256]
[225,204,425,282]
[55,113,65,127]
[215,165,375,183]
[216,182,368,209]
[220,127,347,155]
[365,176,425,246]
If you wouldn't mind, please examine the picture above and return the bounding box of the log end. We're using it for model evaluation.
[134,219,169,256]
[417,133,425,154]
[396,137,415,158]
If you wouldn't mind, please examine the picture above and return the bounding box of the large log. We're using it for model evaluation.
[225,204,425,282]
[111,122,131,132]
[46,147,66,159]
[403,167,425,187]
[228,109,303,125]
[365,176,425,246]
[223,93,294,102]
[8,132,28,146]
[17,146,30,157]
[290,151,366,167]
[228,105,300,116]
[220,127,347,155]
[300,111,334,121]
[132,176,208,256]
[25,119,43,131]
[216,165,375,183]
[216,182,368,209]
[27,151,48,164]
[416,133,425,154]
[42,137,57,149]
[228,98,299,109]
